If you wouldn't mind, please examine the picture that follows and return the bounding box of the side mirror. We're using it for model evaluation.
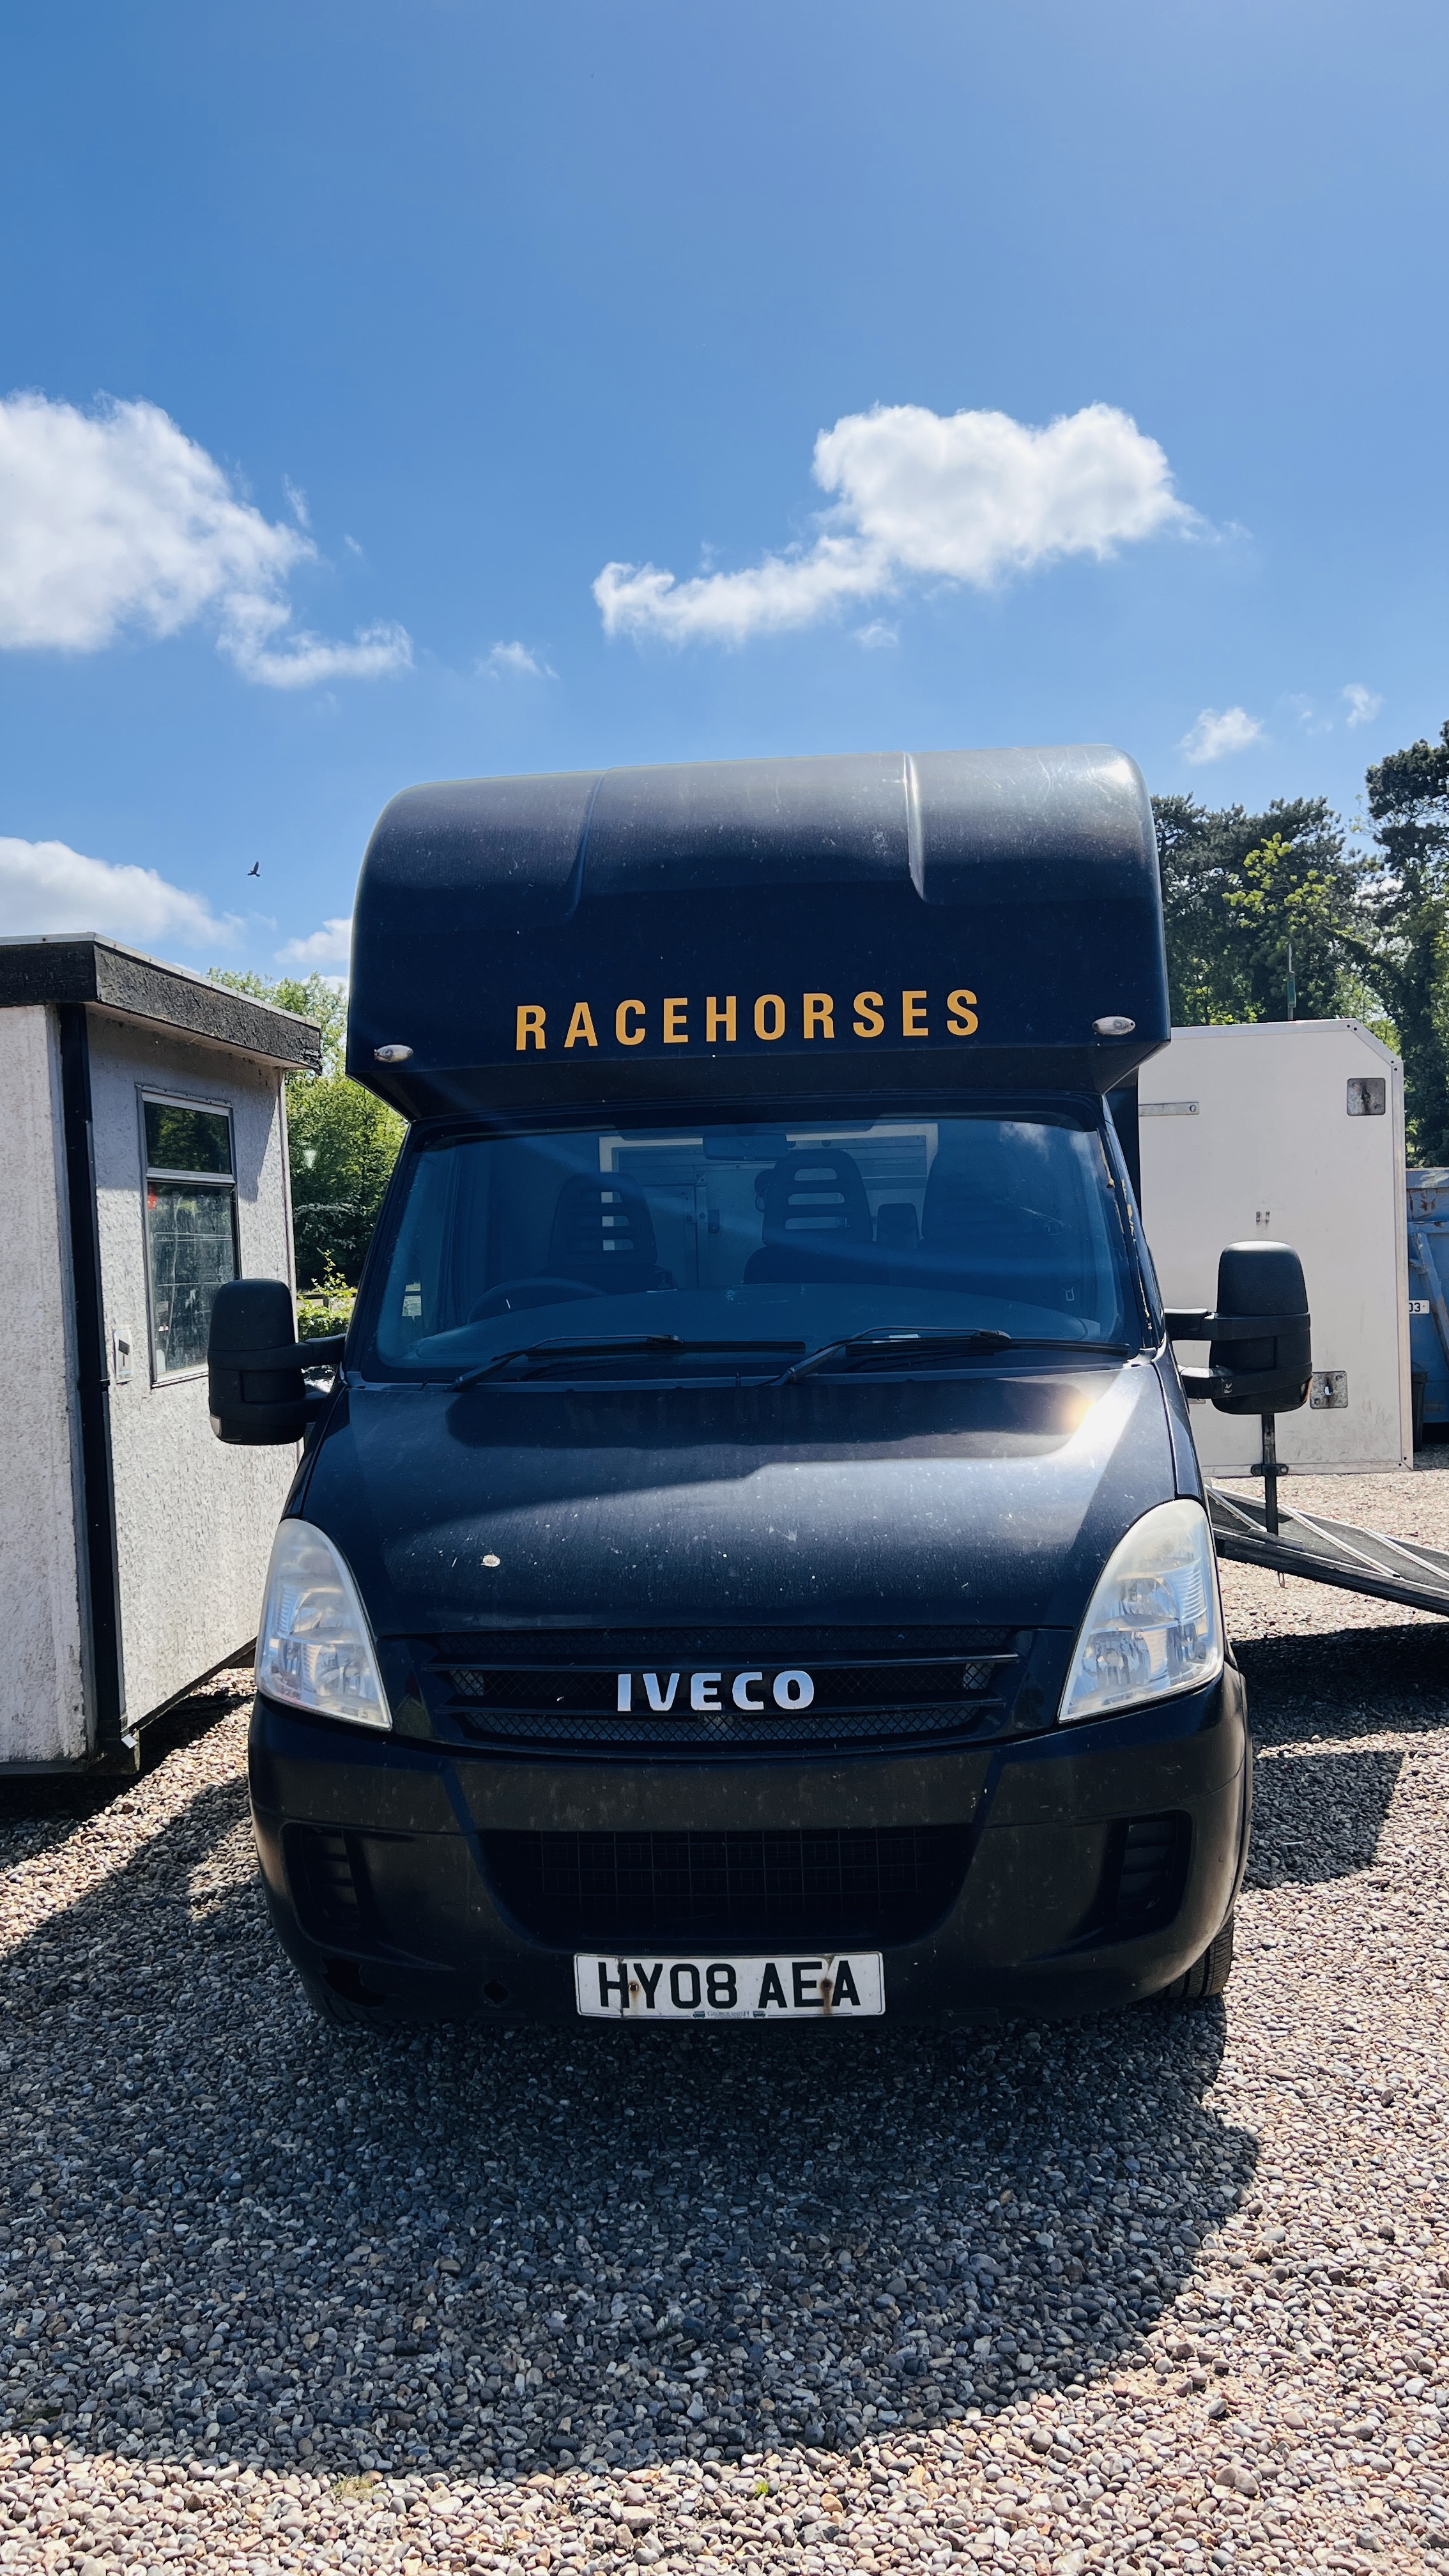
[1165,1241,1312,1415]
[207,1278,344,1446]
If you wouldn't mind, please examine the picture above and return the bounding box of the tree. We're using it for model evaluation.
[1151,793,1242,1023]
[1222,829,1356,1023]
[211,970,405,1285]
[1336,720,1449,1162]
[1150,794,1361,1026]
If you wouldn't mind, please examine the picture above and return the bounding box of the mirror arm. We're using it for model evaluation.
[208,1333,344,1371]
[1165,1309,1311,1342]
[1177,1361,1305,1405]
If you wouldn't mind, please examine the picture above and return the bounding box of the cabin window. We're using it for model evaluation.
[141,1095,239,1379]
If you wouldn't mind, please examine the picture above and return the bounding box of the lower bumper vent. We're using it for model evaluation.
[288,1825,364,1943]
[1105,1813,1190,1936]
[480,1824,968,1951]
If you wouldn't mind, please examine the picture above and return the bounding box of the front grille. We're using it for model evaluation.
[481,1825,968,1949]
[416,1626,1019,1753]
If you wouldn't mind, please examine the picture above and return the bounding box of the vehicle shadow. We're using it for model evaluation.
[1232,1622,1429,1887]
[1234,1622,1449,1744]
[1243,1745,1403,1886]
[0,1763,1257,2482]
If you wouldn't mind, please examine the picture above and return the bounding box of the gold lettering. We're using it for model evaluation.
[564,1001,598,1050]
[901,990,929,1038]
[852,991,884,1039]
[947,988,978,1038]
[754,993,786,1042]
[802,992,834,1040]
[615,999,647,1046]
[663,996,688,1044]
[516,1005,546,1052]
[705,994,737,1043]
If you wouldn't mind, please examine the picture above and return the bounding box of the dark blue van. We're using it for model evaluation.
[208,747,1282,2032]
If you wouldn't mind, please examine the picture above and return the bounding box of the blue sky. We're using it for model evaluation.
[1,0,1446,972]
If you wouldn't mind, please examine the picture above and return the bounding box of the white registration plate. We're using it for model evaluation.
[574,1952,884,2019]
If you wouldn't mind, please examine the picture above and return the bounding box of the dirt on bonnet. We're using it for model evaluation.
[1,1471,1448,2572]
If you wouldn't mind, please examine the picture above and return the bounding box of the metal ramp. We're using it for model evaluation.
[1208,1484,1449,1620]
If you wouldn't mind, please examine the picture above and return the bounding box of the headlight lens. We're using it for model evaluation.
[1059,1498,1223,1724]
[255,1519,391,1729]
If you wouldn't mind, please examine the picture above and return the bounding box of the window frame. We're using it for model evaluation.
[351,1093,1146,1381]
[137,1086,240,1386]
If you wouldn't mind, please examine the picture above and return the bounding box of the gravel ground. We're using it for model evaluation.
[2,1470,1448,2573]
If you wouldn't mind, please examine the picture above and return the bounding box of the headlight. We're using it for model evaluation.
[1059,1498,1223,1724]
[255,1519,391,1729]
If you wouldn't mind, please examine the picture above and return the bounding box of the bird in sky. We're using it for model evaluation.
[247,862,260,877]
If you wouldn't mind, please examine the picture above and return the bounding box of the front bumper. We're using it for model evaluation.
[249,1662,1249,2025]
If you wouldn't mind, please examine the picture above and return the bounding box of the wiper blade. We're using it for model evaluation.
[774,1330,1130,1385]
[454,1335,804,1390]
[775,1328,1011,1384]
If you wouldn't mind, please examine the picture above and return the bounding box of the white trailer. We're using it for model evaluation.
[0,936,320,1773]
[1136,1018,1411,1476]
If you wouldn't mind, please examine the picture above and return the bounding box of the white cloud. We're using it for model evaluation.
[853,620,899,650]
[594,399,1194,645]
[0,833,234,947]
[277,916,352,967]
[1179,705,1266,765]
[1343,682,1383,728]
[482,639,556,678]
[0,390,411,688]
[221,596,413,690]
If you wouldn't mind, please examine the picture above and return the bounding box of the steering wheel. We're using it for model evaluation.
[470,1277,608,1320]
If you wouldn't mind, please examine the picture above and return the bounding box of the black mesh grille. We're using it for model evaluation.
[416,1627,1018,1753]
[448,1698,993,1749]
[481,1825,968,1948]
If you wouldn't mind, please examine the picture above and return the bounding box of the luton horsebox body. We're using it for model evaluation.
[347,746,1172,1117]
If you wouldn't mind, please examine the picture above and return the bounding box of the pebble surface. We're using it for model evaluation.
[2,1468,1448,2572]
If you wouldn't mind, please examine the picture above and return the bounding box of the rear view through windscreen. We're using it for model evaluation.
[362,1111,1137,1374]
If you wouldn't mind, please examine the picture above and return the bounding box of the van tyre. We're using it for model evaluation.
[1160,1914,1234,2004]
[297,1969,386,2028]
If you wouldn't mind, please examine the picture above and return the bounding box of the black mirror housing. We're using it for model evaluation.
[207,1278,342,1446]
[1209,1242,1312,1414]
[1166,1240,1312,1415]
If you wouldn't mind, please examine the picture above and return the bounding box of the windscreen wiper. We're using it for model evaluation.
[454,1335,804,1391]
[774,1329,1130,1385]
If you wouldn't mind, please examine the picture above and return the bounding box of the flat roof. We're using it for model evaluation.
[0,936,323,1073]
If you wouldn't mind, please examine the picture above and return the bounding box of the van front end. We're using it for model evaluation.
[249,1655,1246,2030]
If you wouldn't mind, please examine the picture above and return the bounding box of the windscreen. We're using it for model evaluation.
[357,1110,1138,1376]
